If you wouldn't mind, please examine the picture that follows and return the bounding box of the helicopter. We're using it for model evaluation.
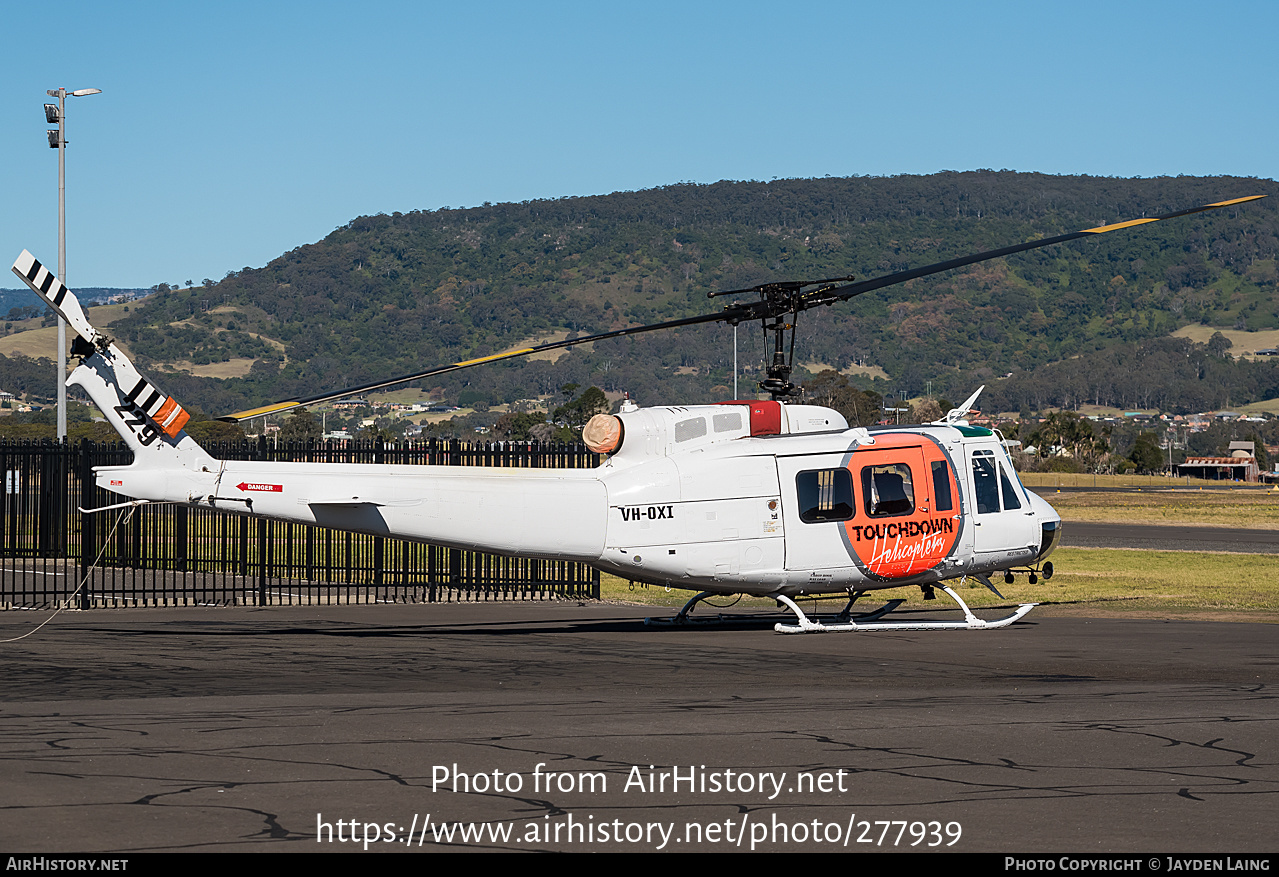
[11,194,1264,633]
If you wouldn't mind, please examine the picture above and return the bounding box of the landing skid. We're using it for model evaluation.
[643,590,904,628]
[774,584,1036,634]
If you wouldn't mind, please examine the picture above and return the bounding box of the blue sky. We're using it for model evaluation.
[2,0,1275,288]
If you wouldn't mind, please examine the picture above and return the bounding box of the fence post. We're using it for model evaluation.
[174,505,189,574]
[38,440,68,558]
[238,513,249,579]
[306,525,315,583]
[449,545,461,599]
[79,442,93,610]
[257,517,268,605]
[428,544,437,603]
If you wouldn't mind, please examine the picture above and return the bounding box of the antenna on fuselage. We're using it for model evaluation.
[941,385,985,425]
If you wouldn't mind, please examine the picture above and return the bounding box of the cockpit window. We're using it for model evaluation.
[999,463,1023,510]
[971,450,1000,514]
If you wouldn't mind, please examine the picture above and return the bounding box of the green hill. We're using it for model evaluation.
[34,171,1279,416]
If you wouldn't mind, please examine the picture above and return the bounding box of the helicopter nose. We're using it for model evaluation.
[1026,491,1062,561]
[1037,518,1062,561]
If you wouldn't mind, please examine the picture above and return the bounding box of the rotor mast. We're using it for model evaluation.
[710,276,854,401]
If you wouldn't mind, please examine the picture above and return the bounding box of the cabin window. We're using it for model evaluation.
[796,468,854,523]
[930,460,953,512]
[971,451,1000,514]
[712,411,742,433]
[674,417,707,442]
[861,464,915,517]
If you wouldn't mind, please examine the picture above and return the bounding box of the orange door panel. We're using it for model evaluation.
[838,434,963,581]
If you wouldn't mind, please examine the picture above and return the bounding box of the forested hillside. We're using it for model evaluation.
[66,172,1279,414]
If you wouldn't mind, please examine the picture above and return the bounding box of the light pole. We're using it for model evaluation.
[44,86,101,440]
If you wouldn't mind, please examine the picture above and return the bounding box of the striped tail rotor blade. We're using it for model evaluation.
[11,249,190,439]
[10,250,96,343]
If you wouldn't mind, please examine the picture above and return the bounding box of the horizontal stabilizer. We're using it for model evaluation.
[303,497,422,508]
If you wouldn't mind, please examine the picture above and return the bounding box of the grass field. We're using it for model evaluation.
[1172,323,1279,357]
[1044,486,1279,529]
[161,358,258,378]
[1017,472,1255,489]
[799,360,890,380]
[0,324,61,360]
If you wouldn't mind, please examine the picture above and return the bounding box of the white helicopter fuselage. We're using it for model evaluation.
[79,344,1060,599]
[588,402,1060,596]
[23,193,1260,623]
[10,246,1060,607]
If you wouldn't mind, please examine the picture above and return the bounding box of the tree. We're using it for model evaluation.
[909,400,943,424]
[1029,412,1112,473]
[279,407,322,442]
[801,370,883,427]
[359,423,396,442]
[1129,432,1164,474]
[1207,331,1233,359]
[1246,432,1269,471]
[493,411,548,440]
[185,419,246,448]
[553,386,610,434]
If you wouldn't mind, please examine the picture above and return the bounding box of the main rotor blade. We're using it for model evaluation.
[808,195,1266,307]
[219,193,1265,422]
[219,309,731,422]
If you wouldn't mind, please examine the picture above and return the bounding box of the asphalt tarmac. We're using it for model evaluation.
[1062,521,1279,553]
[1,601,1275,854]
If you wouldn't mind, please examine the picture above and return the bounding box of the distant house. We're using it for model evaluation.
[1176,440,1259,482]
[1228,440,1261,458]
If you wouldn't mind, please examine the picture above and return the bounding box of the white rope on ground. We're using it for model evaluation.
[0,503,139,643]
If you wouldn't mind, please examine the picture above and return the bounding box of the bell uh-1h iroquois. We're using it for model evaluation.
[12,195,1266,633]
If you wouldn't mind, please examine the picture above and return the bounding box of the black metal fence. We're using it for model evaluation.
[0,438,601,609]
